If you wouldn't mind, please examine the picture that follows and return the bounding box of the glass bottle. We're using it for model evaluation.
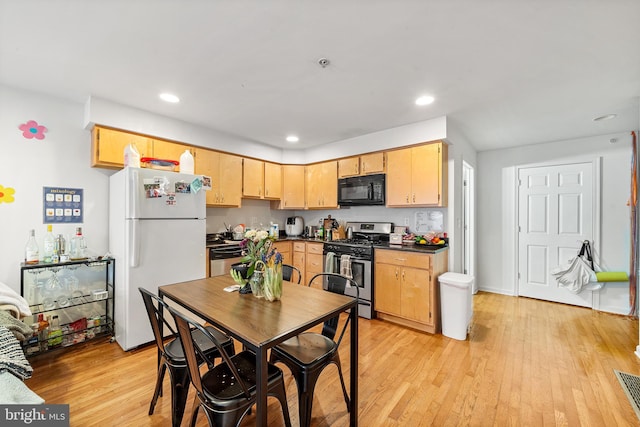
[70,227,87,260]
[25,229,39,264]
[43,224,56,263]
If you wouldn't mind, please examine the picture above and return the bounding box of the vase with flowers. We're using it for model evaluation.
[236,229,282,300]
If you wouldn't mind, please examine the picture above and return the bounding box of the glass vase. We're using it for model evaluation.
[249,270,265,298]
[263,264,283,302]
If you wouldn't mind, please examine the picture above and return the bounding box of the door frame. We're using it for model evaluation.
[462,161,475,290]
[512,157,602,309]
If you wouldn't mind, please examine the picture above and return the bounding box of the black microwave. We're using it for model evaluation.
[338,174,385,206]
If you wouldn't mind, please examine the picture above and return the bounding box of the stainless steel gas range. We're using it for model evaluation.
[323,221,393,319]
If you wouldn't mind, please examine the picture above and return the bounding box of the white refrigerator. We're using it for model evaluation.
[109,167,206,350]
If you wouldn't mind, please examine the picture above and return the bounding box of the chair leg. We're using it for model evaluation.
[149,362,167,415]
[333,355,350,411]
[295,372,323,427]
[189,398,200,427]
[168,365,190,427]
[272,380,292,427]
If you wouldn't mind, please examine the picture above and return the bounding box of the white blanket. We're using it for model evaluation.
[0,282,31,318]
[0,371,43,404]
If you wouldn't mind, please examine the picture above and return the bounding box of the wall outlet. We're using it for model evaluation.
[404,217,409,226]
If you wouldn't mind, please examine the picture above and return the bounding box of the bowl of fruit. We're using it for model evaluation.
[415,233,447,247]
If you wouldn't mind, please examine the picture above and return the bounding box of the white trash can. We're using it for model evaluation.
[439,272,474,340]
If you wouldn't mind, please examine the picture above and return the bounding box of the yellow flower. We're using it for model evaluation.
[0,185,15,204]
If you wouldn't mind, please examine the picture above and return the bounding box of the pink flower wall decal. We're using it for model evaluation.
[0,185,16,204]
[19,120,47,139]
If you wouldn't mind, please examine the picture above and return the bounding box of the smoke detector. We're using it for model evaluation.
[318,58,330,68]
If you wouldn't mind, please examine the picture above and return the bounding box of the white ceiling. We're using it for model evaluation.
[1,1,639,152]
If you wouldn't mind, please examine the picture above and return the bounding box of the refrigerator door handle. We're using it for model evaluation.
[129,219,140,267]
[128,167,139,219]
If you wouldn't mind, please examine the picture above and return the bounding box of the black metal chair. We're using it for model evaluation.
[138,287,235,427]
[282,264,302,284]
[269,272,358,427]
[167,305,293,427]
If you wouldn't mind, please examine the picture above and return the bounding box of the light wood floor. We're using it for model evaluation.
[26,292,640,426]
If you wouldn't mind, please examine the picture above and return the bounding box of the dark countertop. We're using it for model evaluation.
[374,243,449,254]
[208,237,448,254]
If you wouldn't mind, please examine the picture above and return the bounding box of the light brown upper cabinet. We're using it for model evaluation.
[91,126,152,169]
[279,165,306,209]
[306,161,338,209]
[152,140,192,170]
[195,148,242,207]
[337,152,385,178]
[92,126,191,170]
[243,159,282,200]
[386,141,448,207]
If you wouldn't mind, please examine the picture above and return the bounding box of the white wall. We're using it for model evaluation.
[477,132,634,314]
[0,85,110,292]
[85,96,284,163]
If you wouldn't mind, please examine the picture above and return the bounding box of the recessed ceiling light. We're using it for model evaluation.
[593,114,616,121]
[415,95,435,106]
[159,93,180,103]
[286,135,299,143]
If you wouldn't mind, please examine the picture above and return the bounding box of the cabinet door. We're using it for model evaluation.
[218,154,242,207]
[360,152,385,174]
[321,161,338,208]
[282,165,306,209]
[92,126,152,168]
[243,158,264,198]
[305,163,323,208]
[401,266,431,323]
[374,263,402,315]
[264,162,282,199]
[273,241,291,264]
[195,148,221,206]
[411,143,441,205]
[385,148,412,206]
[338,157,360,178]
[292,251,305,284]
[152,140,190,166]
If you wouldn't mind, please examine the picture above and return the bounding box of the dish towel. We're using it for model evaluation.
[325,252,336,273]
[340,255,353,279]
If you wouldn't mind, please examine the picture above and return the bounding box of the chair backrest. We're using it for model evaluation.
[307,273,359,344]
[282,264,302,284]
[138,287,177,355]
[167,306,252,400]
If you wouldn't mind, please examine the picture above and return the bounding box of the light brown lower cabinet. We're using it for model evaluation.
[374,248,448,334]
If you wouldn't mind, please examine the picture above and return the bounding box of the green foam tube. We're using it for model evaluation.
[595,271,629,282]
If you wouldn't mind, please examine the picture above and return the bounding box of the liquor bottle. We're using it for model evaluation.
[70,227,87,260]
[25,229,39,264]
[38,313,49,352]
[43,224,56,263]
[48,315,62,348]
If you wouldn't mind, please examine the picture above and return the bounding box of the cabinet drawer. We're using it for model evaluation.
[306,242,324,255]
[375,249,430,270]
[293,242,306,252]
[306,253,324,273]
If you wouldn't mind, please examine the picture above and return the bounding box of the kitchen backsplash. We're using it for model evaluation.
[206,199,447,235]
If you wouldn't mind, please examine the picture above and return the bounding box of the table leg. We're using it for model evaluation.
[256,346,269,426]
[350,305,358,426]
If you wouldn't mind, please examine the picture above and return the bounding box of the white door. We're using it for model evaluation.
[518,162,594,307]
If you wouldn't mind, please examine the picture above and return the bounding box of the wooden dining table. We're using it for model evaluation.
[158,275,359,426]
